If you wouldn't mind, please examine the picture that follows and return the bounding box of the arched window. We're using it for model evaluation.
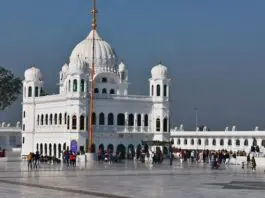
[108,113,114,125]
[49,144,52,156]
[54,114,57,125]
[137,114,141,126]
[151,85,154,96]
[45,114,48,125]
[117,113,125,126]
[163,118,168,132]
[156,85,160,96]
[184,139,187,145]
[73,79,77,92]
[80,79,85,92]
[92,112,96,125]
[68,80,71,92]
[110,89,115,94]
[72,115,77,129]
[228,139,232,146]
[128,114,134,126]
[163,84,167,97]
[198,139,201,145]
[59,113,62,125]
[212,139,216,146]
[236,139,240,146]
[102,77,107,83]
[156,118,160,131]
[244,139,248,146]
[99,113,105,125]
[102,88,107,94]
[80,115,85,130]
[44,144,47,155]
[144,114,148,126]
[205,139,209,146]
[191,139,194,145]
[49,114,53,125]
[177,139,181,145]
[220,139,224,146]
[22,137,25,144]
[64,113,67,124]
[67,115,70,129]
[28,86,32,97]
[35,87,39,97]
[94,88,99,93]
[41,115,44,125]
[37,115,39,125]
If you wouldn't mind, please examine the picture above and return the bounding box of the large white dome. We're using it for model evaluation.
[24,66,42,82]
[151,63,168,79]
[70,30,117,74]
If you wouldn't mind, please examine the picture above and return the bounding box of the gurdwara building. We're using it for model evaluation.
[21,28,171,157]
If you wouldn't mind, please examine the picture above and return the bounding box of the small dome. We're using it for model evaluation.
[70,30,116,74]
[24,66,42,81]
[68,55,89,74]
[118,61,126,72]
[61,63,69,73]
[151,63,168,79]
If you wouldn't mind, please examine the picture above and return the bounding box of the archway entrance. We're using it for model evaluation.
[163,146,168,155]
[116,144,126,159]
[127,144,135,159]
[98,144,104,152]
[107,144,114,153]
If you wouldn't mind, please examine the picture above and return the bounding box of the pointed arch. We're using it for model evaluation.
[128,114,134,126]
[35,86,39,97]
[137,114,141,126]
[80,115,85,130]
[156,118,160,131]
[49,114,53,125]
[156,84,160,96]
[28,86,32,97]
[68,80,71,92]
[94,88,99,93]
[72,115,77,129]
[110,89,115,94]
[102,88,107,94]
[108,113,114,125]
[67,115,70,129]
[117,113,125,126]
[73,79,78,92]
[59,113,62,125]
[198,139,201,145]
[37,115,40,125]
[228,139,232,146]
[163,117,168,132]
[41,114,44,125]
[80,79,85,92]
[54,114,58,125]
[244,139,248,146]
[64,113,67,125]
[151,85,154,96]
[99,113,105,125]
[163,84,167,97]
[212,139,216,146]
[144,114,148,126]
[44,144,47,155]
[40,143,43,155]
[220,139,224,146]
[45,114,48,125]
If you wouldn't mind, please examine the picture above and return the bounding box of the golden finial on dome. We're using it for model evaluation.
[91,0,98,30]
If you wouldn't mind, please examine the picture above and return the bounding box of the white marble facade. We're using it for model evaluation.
[171,125,265,152]
[21,29,171,157]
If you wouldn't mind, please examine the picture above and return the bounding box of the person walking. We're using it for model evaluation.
[27,152,33,170]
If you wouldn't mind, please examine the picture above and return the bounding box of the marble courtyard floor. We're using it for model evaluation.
[0,160,265,198]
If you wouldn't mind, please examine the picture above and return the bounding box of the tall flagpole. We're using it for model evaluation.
[88,0,97,152]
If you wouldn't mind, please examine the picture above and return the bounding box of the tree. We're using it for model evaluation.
[0,67,22,110]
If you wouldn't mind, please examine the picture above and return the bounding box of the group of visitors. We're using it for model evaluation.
[63,150,77,167]
[27,151,40,169]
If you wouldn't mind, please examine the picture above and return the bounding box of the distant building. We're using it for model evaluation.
[0,122,21,149]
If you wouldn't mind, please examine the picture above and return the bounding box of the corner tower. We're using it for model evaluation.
[150,62,171,142]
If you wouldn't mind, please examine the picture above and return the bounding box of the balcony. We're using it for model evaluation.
[93,125,149,133]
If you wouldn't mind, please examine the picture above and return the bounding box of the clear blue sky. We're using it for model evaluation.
[1,0,265,130]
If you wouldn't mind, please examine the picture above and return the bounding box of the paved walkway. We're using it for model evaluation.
[0,160,265,198]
